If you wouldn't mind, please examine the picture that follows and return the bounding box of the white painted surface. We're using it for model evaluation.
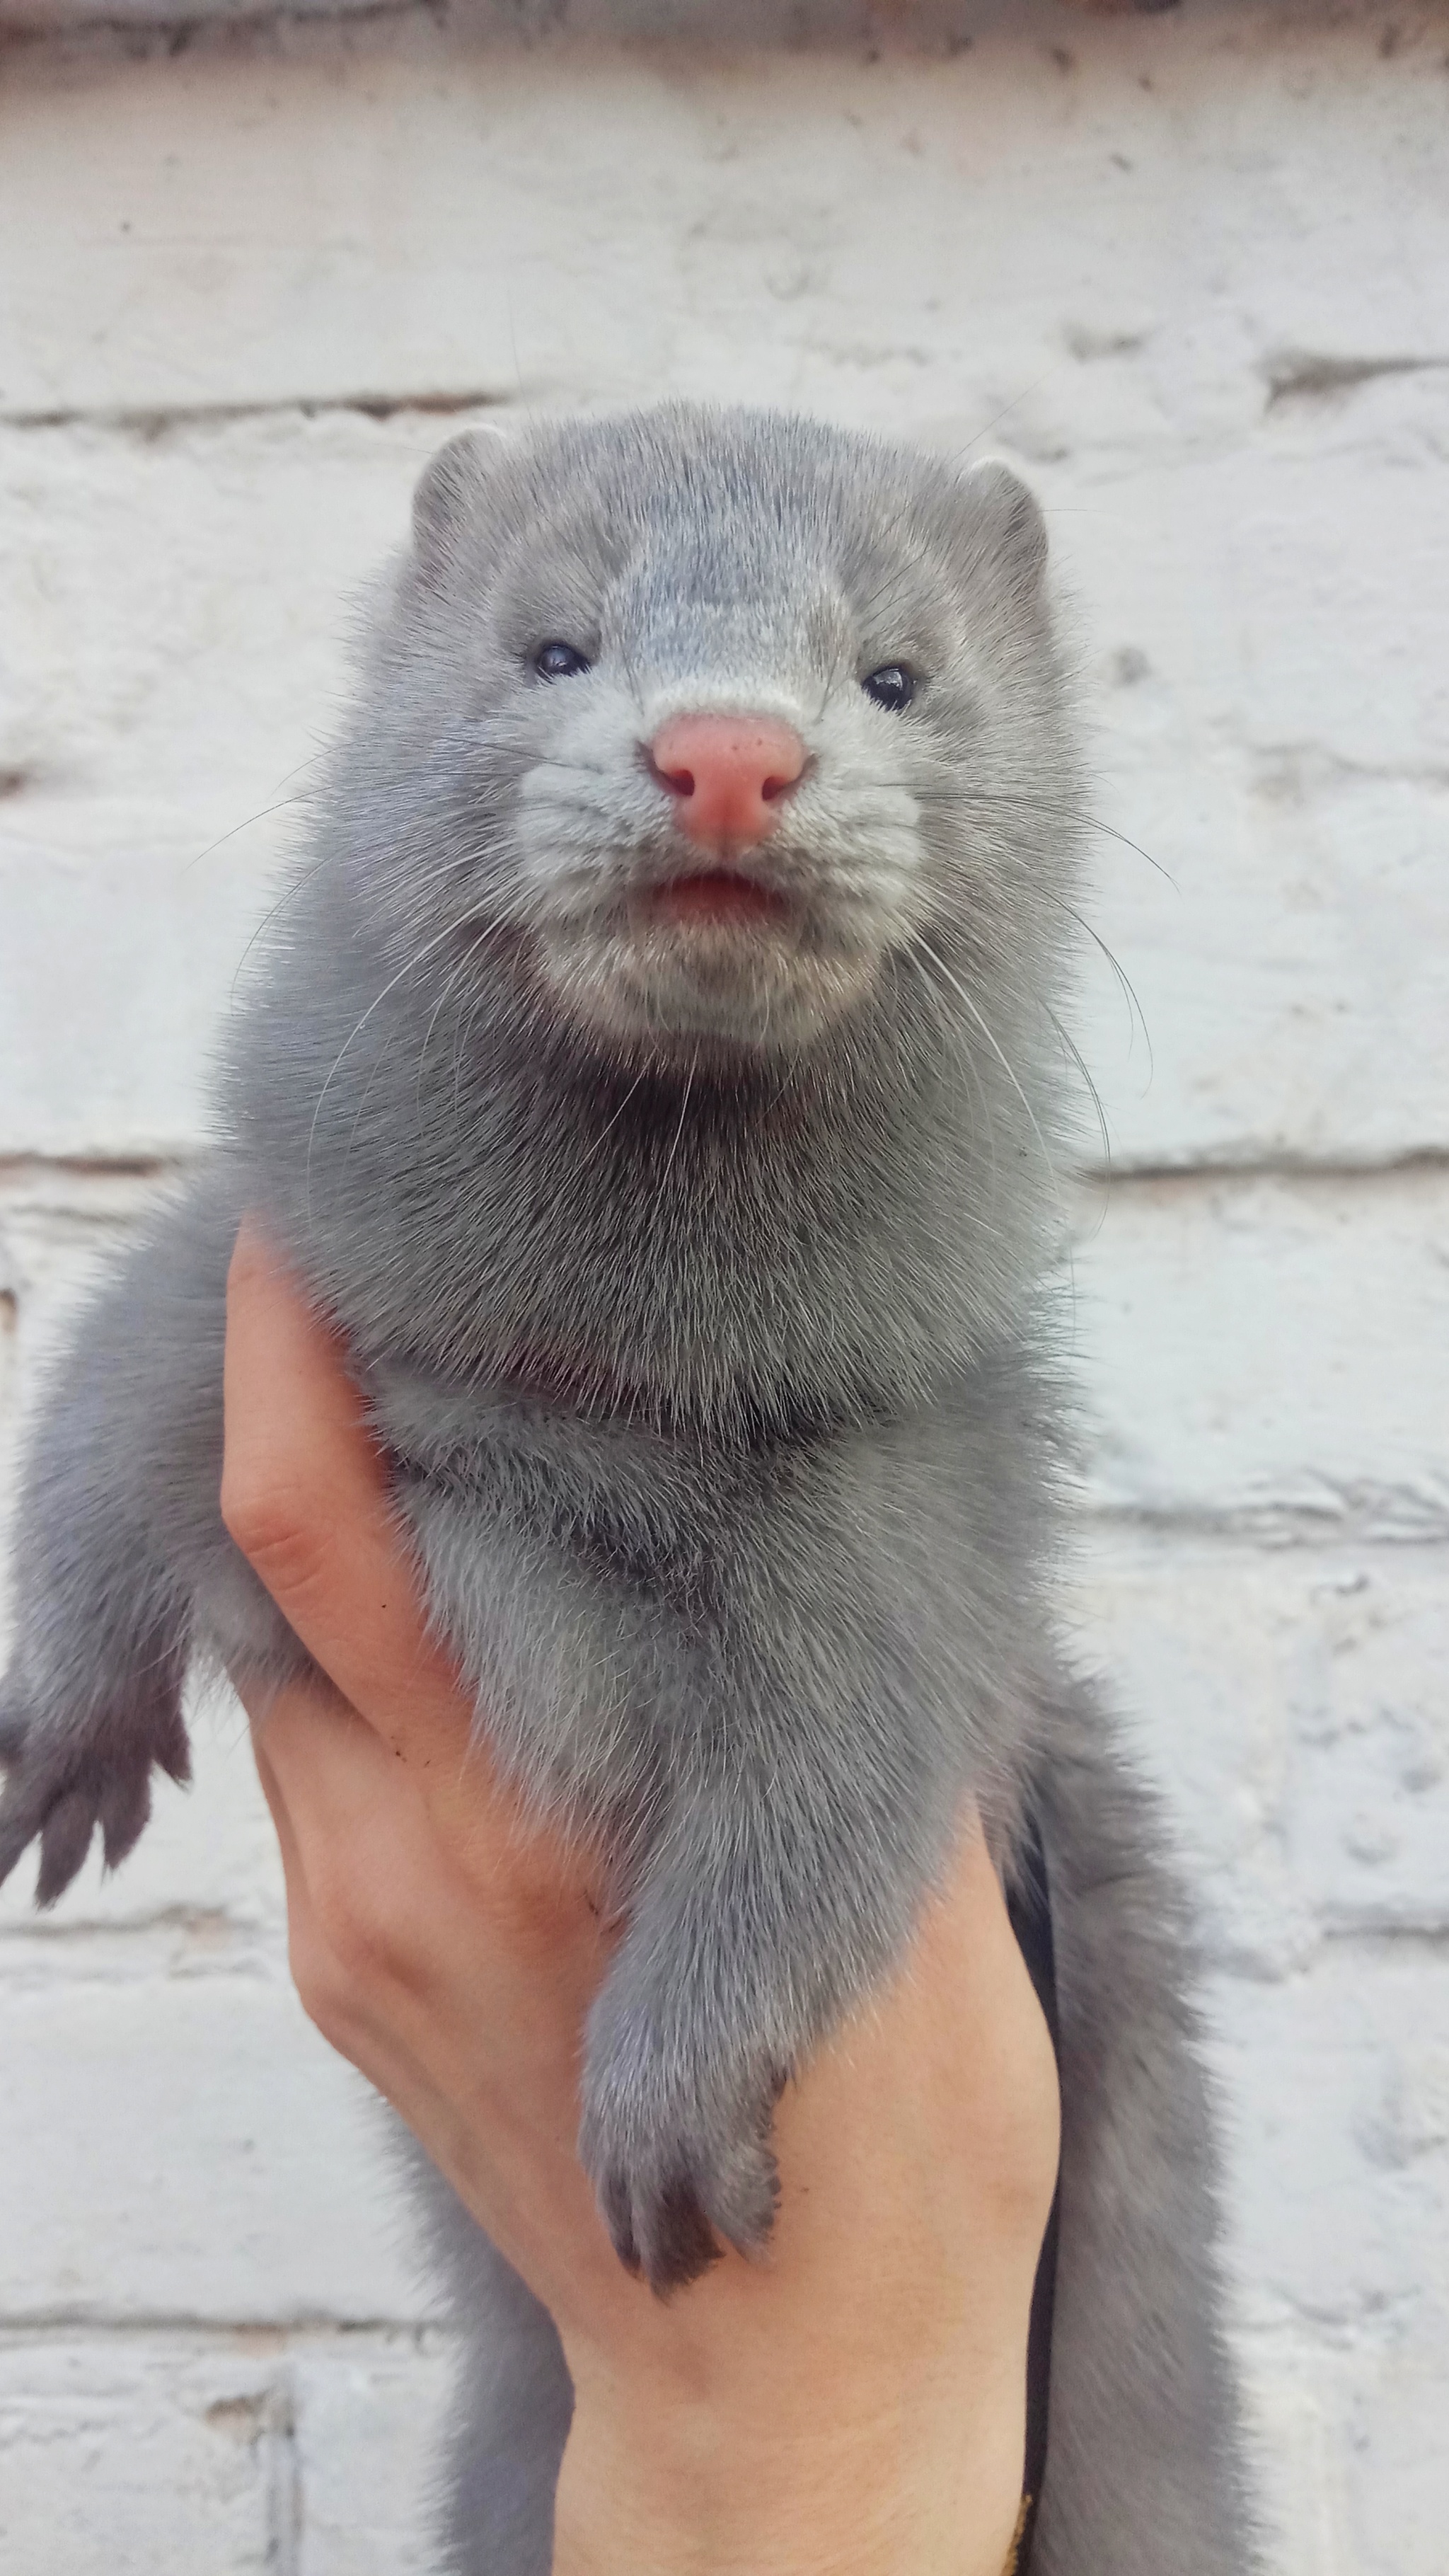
[1,4,1445,2568]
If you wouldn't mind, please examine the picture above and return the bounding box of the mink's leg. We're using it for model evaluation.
[577,1672,953,2293]
[1027,1679,1259,2576]
[0,1172,294,1904]
[401,1384,1042,2299]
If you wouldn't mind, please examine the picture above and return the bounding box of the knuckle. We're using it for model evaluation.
[306,1858,397,1994]
[220,1466,332,1606]
[287,1916,357,2052]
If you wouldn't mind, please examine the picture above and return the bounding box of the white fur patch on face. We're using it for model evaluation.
[514,679,668,920]
[508,665,929,1058]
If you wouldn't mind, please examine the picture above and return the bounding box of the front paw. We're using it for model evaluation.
[0,1689,190,1908]
[579,2019,783,2294]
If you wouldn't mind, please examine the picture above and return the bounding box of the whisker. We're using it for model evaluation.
[229,847,337,1006]
[414,937,493,1125]
[340,1019,406,1185]
[305,909,493,1217]
[655,1052,695,1204]
[1046,1004,1113,1192]
[451,978,497,1124]
[947,788,1177,890]
[1049,899,1155,1079]
[183,793,307,876]
[896,943,1001,1232]
[909,932,1064,1231]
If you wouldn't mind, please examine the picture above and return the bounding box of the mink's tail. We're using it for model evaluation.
[1024,1673,1262,2576]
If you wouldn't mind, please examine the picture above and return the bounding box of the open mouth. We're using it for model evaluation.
[647,869,792,927]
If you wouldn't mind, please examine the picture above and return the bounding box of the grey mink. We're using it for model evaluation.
[0,406,1256,2574]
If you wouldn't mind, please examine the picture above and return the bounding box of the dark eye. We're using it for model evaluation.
[861,663,917,713]
[534,640,591,681]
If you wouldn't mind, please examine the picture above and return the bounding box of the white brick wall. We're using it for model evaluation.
[1,4,1445,2567]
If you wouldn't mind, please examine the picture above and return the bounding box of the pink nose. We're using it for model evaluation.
[650,713,807,849]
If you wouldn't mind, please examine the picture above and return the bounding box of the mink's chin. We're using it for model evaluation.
[529,905,884,1064]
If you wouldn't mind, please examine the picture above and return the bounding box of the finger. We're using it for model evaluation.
[221,1222,482,1784]
[239,1652,605,1960]
[246,1689,463,2125]
[242,1683,363,1996]
[243,1683,326,1894]
[224,1226,606,1907]
[241,1667,476,1968]
[245,1678,500,2069]
[248,1676,417,1890]
[243,1670,616,2208]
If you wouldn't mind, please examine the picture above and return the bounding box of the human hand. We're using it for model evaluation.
[221,1224,1060,2576]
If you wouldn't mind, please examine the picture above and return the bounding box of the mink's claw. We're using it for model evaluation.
[580,2037,782,2294]
[0,1695,190,1907]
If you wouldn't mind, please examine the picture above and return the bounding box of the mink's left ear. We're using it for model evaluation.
[962,459,1049,592]
[410,426,512,576]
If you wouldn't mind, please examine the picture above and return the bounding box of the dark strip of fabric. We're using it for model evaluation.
[1004,1808,1059,2574]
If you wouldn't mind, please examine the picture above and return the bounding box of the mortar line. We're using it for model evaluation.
[0,386,515,435]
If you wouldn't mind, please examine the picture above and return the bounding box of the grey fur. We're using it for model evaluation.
[0,406,1254,2566]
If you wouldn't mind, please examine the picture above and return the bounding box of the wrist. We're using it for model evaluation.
[551,2333,1027,2576]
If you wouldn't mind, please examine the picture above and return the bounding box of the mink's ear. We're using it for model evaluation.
[411,428,511,570]
[962,458,1048,592]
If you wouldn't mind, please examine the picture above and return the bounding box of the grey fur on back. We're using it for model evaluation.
[0,406,1255,2569]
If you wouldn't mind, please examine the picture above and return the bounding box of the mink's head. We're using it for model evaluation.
[328,406,1078,1075]
[250,406,1084,1411]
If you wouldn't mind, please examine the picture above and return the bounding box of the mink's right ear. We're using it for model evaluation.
[961,459,1048,594]
[410,428,510,573]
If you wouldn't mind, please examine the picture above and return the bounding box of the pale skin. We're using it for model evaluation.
[221,1227,1062,2576]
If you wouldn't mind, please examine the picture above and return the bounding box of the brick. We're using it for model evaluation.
[1237,2340,1358,2576]
[1211,1945,1449,2404]
[1078,1170,1449,1535]
[0,1958,429,2325]
[1344,2350,1449,2576]
[292,2332,458,2576]
[1073,1534,1449,1973]
[1209,1953,1449,2576]
[2,9,1445,424]
[0,2334,280,2575]
[0,409,420,1158]
[0,2326,459,2576]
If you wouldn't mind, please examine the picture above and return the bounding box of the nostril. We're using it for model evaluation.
[648,713,808,845]
[654,759,697,800]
